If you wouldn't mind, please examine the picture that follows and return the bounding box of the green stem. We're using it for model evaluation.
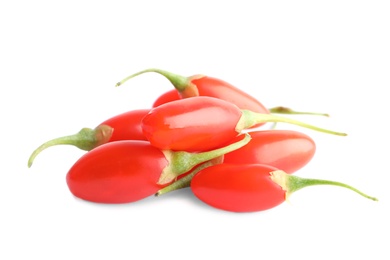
[115,68,190,91]
[269,122,278,129]
[270,170,378,201]
[236,110,347,136]
[27,125,113,168]
[156,156,222,196]
[269,106,329,117]
[158,133,251,185]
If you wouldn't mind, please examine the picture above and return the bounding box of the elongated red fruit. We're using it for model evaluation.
[191,164,377,212]
[67,141,168,203]
[142,96,346,152]
[66,135,251,202]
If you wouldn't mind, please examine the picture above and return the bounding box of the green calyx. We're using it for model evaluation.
[158,133,251,185]
[236,109,347,136]
[270,170,378,201]
[27,125,113,168]
[156,156,223,196]
[115,68,197,93]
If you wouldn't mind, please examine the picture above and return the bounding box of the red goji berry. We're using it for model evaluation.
[190,164,377,212]
[28,109,150,167]
[141,96,346,152]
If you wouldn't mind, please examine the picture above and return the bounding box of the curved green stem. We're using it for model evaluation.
[158,133,251,185]
[236,110,347,136]
[270,170,378,201]
[269,106,329,117]
[116,68,190,91]
[27,125,113,168]
[156,156,223,196]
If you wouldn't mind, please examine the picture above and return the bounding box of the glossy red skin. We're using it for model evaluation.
[223,130,316,173]
[152,76,270,115]
[192,76,269,114]
[66,140,168,203]
[153,89,181,107]
[142,96,242,152]
[191,164,285,212]
[99,109,150,142]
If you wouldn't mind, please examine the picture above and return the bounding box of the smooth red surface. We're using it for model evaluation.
[192,76,269,114]
[153,90,180,107]
[142,96,242,151]
[99,109,150,142]
[152,76,270,116]
[223,130,316,173]
[66,140,168,203]
[191,164,286,212]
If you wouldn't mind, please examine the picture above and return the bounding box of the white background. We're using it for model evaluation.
[1,1,389,259]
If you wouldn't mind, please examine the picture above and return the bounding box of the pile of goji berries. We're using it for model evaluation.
[28,68,377,212]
